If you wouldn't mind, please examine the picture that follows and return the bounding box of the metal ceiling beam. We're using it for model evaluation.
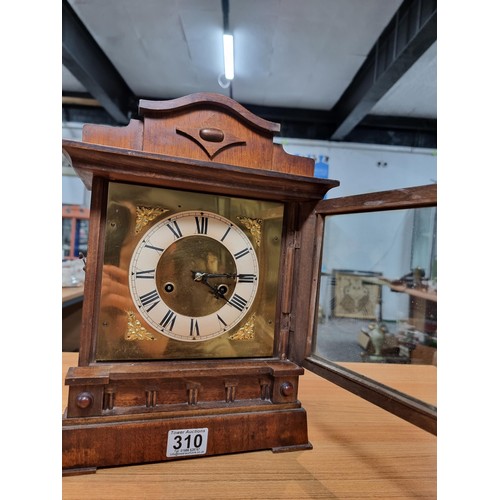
[61,0,436,146]
[329,0,437,141]
[62,0,135,124]
[359,115,436,132]
[241,103,335,125]
[346,115,436,148]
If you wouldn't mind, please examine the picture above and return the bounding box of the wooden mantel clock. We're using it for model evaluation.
[62,93,339,473]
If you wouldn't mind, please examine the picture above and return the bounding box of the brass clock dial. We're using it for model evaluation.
[129,210,259,342]
[95,181,284,361]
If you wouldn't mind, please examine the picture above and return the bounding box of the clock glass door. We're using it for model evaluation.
[296,185,437,434]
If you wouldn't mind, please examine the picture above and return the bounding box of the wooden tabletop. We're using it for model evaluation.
[62,286,85,306]
[62,352,436,499]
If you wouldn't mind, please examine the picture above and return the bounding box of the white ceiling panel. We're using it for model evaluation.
[371,42,437,118]
[63,0,436,145]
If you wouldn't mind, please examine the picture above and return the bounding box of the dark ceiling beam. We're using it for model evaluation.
[62,103,118,127]
[241,103,335,125]
[359,115,436,132]
[345,115,436,148]
[329,0,437,141]
[62,0,136,124]
[61,0,436,146]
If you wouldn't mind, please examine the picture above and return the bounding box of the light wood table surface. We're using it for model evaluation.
[62,286,85,306]
[62,352,436,499]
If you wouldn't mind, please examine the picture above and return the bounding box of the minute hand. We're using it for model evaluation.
[192,272,255,280]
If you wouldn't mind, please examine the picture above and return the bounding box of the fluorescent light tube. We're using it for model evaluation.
[223,33,234,80]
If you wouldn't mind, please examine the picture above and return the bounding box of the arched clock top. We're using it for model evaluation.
[138,93,280,133]
[79,92,315,176]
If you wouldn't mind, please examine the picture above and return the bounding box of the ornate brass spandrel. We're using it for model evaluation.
[237,216,262,247]
[135,206,169,234]
[229,313,256,341]
[126,311,157,341]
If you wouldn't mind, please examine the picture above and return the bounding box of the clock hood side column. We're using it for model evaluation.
[77,177,108,366]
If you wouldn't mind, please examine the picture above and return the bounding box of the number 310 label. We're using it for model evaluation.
[167,428,209,457]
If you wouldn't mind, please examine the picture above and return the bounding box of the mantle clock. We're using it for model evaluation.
[62,93,339,474]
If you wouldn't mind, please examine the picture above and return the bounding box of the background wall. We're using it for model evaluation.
[62,124,90,206]
[277,137,437,198]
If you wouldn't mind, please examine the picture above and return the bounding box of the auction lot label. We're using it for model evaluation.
[167,428,209,457]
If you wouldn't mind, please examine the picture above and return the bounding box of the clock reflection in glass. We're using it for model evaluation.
[129,211,259,341]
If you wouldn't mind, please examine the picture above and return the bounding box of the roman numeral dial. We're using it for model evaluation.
[129,210,259,342]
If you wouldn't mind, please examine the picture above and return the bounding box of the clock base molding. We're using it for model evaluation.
[63,358,311,473]
[62,405,311,474]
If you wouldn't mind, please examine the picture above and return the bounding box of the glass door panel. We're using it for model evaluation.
[298,184,437,434]
[313,208,437,406]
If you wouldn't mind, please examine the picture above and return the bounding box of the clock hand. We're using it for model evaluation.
[192,271,255,280]
[192,271,233,280]
[191,271,231,302]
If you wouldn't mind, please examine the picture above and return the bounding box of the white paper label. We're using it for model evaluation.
[166,428,209,458]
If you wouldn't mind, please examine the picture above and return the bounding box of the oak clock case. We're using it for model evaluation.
[62,93,339,474]
[98,181,283,361]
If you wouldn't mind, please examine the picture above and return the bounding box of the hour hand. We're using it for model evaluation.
[191,271,230,302]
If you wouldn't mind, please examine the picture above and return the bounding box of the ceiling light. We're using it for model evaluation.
[223,33,234,81]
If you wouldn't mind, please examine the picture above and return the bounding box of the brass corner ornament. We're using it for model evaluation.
[237,216,262,247]
[229,313,256,341]
[126,311,156,341]
[135,206,169,234]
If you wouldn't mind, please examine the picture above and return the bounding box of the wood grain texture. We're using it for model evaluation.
[139,93,280,133]
[61,140,337,202]
[316,184,437,215]
[62,353,436,500]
